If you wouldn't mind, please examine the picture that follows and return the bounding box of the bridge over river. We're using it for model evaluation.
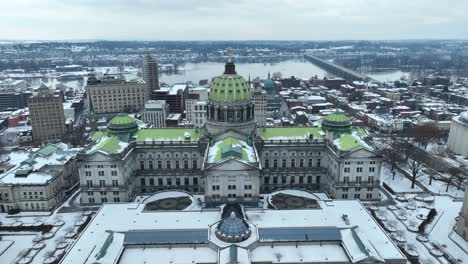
[304,54,377,83]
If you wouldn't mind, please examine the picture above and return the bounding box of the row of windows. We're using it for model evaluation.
[264,158,321,168]
[212,193,253,199]
[86,179,119,187]
[342,176,375,184]
[85,165,117,169]
[140,160,198,170]
[140,177,199,186]
[343,167,375,173]
[264,175,320,185]
[342,187,374,192]
[212,185,252,191]
[22,191,44,199]
[24,202,46,210]
[87,191,120,196]
[342,193,373,199]
[85,170,118,177]
[88,197,120,203]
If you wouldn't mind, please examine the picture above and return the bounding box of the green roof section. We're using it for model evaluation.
[109,115,136,125]
[208,136,256,163]
[209,75,251,101]
[135,128,201,142]
[92,131,107,141]
[93,137,124,154]
[336,134,363,152]
[259,127,323,140]
[213,137,246,161]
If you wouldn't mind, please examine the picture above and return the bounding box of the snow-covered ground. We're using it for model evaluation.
[381,166,424,193]
[0,210,89,264]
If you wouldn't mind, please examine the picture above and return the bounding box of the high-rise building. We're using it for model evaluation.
[142,54,159,98]
[252,85,267,127]
[142,100,169,128]
[28,84,66,145]
[0,79,28,111]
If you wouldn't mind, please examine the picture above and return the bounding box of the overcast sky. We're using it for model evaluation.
[1,0,468,41]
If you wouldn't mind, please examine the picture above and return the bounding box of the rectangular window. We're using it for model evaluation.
[175,161,180,169]
[85,171,92,176]
[112,180,118,187]
[344,167,350,173]
[264,177,270,184]
[113,191,119,195]
[166,161,171,169]
[282,159,287,168]
[354,194,360,199]
[149,178,155,186]
[368,176,374,183]
[184,160,189,169]
[369,167,375,172]
[290,159,295,168]
[111,171,117,176]
[114,197,120,202]
[193,178,198,185]
[99,180,105,187]
[140,161,145,170]
[98,171,105,176]
[192,160,198,169]
[317,159,321,167]
[158,160,162,169]
[281,176,287,184]
[167,178,172,185]
[184,178,190,185]
[343,176,349,183]
[158,178,163,186]
[290,176,295,184]
[101,197,108,203]
[140,178,146,186]
[307,176,313,183]
[356,176,361,184]
[87,191,94,196]
[316,176,321,184]
[88,198,95,203]
[308,159,313,167]
[148,161,154,169]
[176,178,181,185]
[366,193,373,199]
[273,177,278,184]
[342,194,348,199]
[87,180,93,187]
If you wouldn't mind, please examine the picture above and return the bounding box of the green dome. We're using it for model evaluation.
[107,114,138,136]
[263,79,275,91]
[110,115,136,126]
[209,74,251,102]
[322,111,352,133]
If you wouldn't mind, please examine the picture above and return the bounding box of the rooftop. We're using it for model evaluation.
[207,137,257,163]
[0,143,80,185]
[135,128,201,142]
[259,127,323,140]
[60,198,405,264]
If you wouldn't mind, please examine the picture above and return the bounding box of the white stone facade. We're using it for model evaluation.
[447,113,468,157]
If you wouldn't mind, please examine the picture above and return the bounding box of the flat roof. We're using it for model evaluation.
[135,128,201,142]
[61,199,404,264]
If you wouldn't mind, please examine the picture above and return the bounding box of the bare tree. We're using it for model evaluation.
[272,72,282,80]
[408,126,442,150]
[408,159,423,189]
[446,167,466,191]
[379,136,403,180]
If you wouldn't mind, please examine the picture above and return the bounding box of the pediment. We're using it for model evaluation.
[205,157,259,171]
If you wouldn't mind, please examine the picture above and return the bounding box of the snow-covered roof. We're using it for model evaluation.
[0,143,81,185]
[61,199,405,264]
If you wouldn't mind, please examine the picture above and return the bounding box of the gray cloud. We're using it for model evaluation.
[0,0,467,40]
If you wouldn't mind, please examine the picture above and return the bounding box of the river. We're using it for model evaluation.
[28,59,409,90]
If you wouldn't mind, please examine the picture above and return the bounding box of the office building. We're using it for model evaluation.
[28,84,66,145]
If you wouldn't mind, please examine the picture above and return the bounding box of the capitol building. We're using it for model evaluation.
[78,60,382,205]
